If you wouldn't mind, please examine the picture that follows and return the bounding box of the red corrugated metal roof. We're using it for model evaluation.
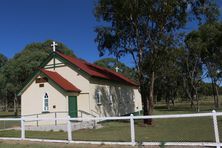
[40,69,81,92]
[56,52,138,87]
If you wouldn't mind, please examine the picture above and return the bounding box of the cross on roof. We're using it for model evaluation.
[51,41,58,52]
[115,66,119,72]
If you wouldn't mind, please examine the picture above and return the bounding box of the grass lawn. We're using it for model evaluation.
[0,140,136,148]
[0,111,17,117]
[0,117,221,142]
[0,97,221,143]
[0,120,20,129]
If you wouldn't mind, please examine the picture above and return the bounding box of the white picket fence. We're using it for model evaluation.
[0,110,221,147]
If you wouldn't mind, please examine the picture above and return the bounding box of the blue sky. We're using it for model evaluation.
[0,0,104,62]
[0,0,221,66]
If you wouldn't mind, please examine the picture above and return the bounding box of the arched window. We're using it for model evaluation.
[96,90,102,105]
[43,93,49,112]
[108,87,113,104]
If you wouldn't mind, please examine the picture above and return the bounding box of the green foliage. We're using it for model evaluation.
[185,22,222,108]
[0,54,7,68]
[0,40,76,103]
[94,0,219,115]
[94,58,137,80]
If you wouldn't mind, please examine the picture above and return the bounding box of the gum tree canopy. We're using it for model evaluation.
[94,0,218,124]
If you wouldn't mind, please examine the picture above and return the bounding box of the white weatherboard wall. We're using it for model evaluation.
[45,57,142,118]
[21,57,142,126]
[21,75,68,125]
[90,79,142,117]
[78,93,91,117]
[45,58,91,117]
[133,88,142,113]
[52,66,90,93]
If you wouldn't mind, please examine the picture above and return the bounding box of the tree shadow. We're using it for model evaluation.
[95,85,135,116]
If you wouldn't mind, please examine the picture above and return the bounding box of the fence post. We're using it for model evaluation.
[67,115,72,142]
[21,116,25,140]
[212,110,220,148]
[36,114,38,127]
[130,114,135,145]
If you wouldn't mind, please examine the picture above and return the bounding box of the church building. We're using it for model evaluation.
[18,42,142,124]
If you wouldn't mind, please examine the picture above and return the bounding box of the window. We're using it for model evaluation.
[96,90,102,105]
[36,77,48,83]
[108,87,113,104]
[109,94,113,104]
[39,84,44,87]
[43,93,49,112]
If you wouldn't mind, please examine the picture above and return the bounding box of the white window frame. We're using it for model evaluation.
[96,90,102,105]
[43,92,49,112]
[108,87,113,104]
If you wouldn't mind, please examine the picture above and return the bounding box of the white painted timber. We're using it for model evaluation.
[130,114,135,146]
[212,110,220,148]
[0,111,221,147]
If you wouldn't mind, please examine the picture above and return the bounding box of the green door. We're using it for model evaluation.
[68,96,78,118]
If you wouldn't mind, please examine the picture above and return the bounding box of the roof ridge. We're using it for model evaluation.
[56,51,138,87]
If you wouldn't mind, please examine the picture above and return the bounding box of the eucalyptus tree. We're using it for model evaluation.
[0,54,7,68]
[181,36,205,112]
[154,47,184,109]
[186,22,222,108]
[199,22,222,108]
[94,0,218,124]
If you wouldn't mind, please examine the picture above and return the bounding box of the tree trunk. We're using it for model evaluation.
[194,88,199,112]
[171,99,175,107]
[211,80,217,108]
[14,97,16,113]
[5,91,8,112]
[213,79,219,109]
[190,99,194,109]
[14,93,18,117]
[141,85,149,124]
[190,88,196,110]
[166,93,170,110]
[147,71,155,124]
[166,99,170,110]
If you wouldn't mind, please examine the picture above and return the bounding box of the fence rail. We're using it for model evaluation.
[0,110,221,147]
[22,111,68,126]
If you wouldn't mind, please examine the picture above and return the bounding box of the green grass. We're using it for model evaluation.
[75,117,220,142]
[0,97,221,143]
[0,111,17,117]
[0,117,221,142]
[0,141,126,148]
[135,117,215,142]
[74,121,131,141]
[0,121,20,129]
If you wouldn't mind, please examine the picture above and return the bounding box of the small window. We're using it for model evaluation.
[39,84,44,87]
[43,93,49,112]
[36,77,48,83]
[109,95,113,104]
[96,90,102,105]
